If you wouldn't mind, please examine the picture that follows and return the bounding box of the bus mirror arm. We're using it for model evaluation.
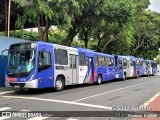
[1,49,9,61]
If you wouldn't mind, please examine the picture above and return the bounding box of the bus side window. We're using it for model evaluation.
[80,53,86,66]
[94,56,98,66]
[130,60,133,66]
[55,49,68,65]
[108,58,114,67]
[123,59,127,67]
[119,60,122,69]
[98,56,105,66]
[38,51,52,72]
[105,57,110,66]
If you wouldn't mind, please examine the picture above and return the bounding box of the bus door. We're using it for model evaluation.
[133,60,136,77]
[86,57,94,83]
[148,62,152,74]
[130,60,134,77]
[126,60,130,77]
[36,45,54,88]
[69,54,78,84]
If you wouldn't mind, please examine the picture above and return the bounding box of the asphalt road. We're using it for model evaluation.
[0,74,160,120]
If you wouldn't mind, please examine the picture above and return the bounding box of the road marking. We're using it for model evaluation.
[27,117,49,120]
[140,91,160,108]
[0,107,11,111]
[67,118,79,120]
[0,91,15,96]
[0,117,11,120]
[2,96,112,110]
[21,110,31,112]
[72,80,158,102]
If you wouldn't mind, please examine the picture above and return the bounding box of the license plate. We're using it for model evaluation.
[14,86,20,88]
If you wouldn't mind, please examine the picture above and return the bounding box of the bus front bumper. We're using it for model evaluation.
[5,79,38,89]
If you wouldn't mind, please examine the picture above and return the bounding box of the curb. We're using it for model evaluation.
[132,92,160,120]
[140,91,160,108]
[0,91,15,96]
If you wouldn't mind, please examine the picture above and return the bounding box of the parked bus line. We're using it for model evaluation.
[1,41,158,91]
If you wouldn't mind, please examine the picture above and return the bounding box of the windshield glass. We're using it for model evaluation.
[7,50,36,74]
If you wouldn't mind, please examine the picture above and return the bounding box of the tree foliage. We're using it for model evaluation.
[10,0,160,60]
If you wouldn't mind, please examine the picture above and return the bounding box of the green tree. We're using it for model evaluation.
[14,0,81,42]
[131,10,160,59]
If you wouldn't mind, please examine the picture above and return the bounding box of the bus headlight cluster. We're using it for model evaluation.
[28,74,35,81]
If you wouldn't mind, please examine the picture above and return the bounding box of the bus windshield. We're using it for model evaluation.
[7,50,36,77]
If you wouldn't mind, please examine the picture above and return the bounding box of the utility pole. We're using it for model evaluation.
[7,0,11,37]
[5,0,8,36]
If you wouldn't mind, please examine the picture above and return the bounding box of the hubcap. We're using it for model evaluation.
[56,80,62,89]
[98,77,101,84]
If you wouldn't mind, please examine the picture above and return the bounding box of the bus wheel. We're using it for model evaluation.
[97,75,102,85]
[55,77,64,92]
[123,73,126,81]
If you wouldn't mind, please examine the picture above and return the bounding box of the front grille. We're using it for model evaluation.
[9,83,25,87]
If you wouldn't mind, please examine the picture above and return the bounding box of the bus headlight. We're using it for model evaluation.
[28,74,35,81]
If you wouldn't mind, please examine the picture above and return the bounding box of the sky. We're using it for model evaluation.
[148,0,160,12]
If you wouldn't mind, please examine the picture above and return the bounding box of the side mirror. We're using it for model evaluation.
[1,49,9,61]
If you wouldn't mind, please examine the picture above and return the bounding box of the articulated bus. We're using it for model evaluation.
[5,42,117,91]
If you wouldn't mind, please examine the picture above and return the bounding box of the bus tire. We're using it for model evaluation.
[54,77,64,92]
[97,75,102,85]
[123,73,126,81]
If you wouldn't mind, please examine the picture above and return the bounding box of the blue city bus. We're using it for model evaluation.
[135,58,145,77]
[5,42,117,91]
[143,60,157,76]
[5,41,79,91]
